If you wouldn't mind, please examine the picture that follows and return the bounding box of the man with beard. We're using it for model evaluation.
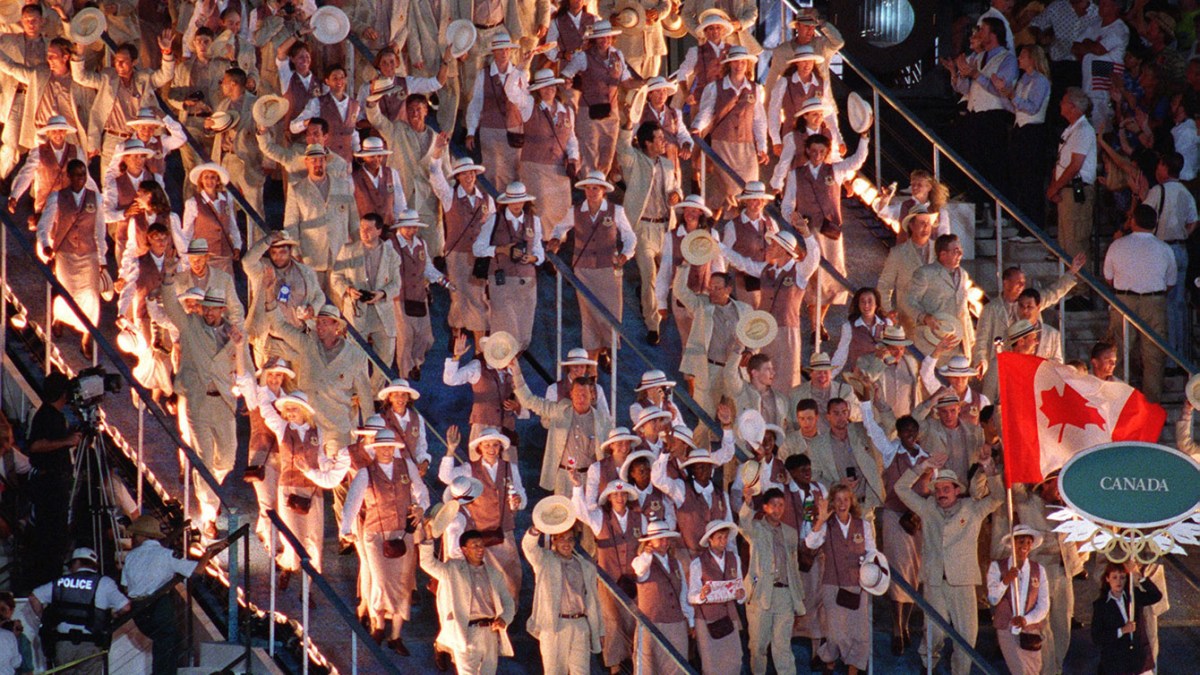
[243,230,326,363]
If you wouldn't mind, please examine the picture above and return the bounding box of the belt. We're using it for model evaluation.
[1115,290,1165,297]
[105,130,133,140]
[206,390,221,397]
[707,358,725,368]
[474,19,504,29]
[467,617,497,627]
[641,216,669,224]
[560,613,587,619]
[1166,240,1187,245]
[774,582,789,588]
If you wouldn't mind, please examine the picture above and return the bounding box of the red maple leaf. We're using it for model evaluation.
[1039,384,1106,443]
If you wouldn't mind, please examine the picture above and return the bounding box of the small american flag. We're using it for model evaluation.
[1091,60,1125,92]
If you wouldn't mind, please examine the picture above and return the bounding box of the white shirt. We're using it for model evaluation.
[631,551,695,626]
[0,628,19,675]
[121,539,199,598]
[37,189,108,260]
[1055,115,1097,184]
[33,573,128,634]
[692,77,768,153]
[781,136,871,222]
[1142,180,1198,243]
[804,513,878,552]
[550,199,637,257]
[571,484,647,536]
[437,455,528,509]
[339,458,430,537]
[1029,0,1099,62]
[986,558,1051,630]
[1172,120,1199,182]
[466,62,529,135]
[687,550,745,604]
[1103,231,1177,293]
[720,236,822,290]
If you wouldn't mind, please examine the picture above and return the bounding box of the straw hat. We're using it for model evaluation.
[671,425,698,450]
[699,519,738,547]
[311,6,350,44]
[681,229,719,266]
[428,501,460,538]
[736,181,772,201]
[739,460,761,490]
[938,355,975,378]
[901,203,936,230]
[354,137,391,158]
[366,428,405,450]
[377,377,420,401]
[662,11,687,38]
[532,496,576,535]
[934,392,961,409]
[127,108,165,129]
[644,76,677,94]
[636,370,675,392]
[767,230,802,258]
[316,304,346,325]
[528,68,565,92]
[178,287,206,302]
[599,479,638,503]
[859,551,891,596]
[795,97,827,118]
[809,352,834,371]
[481,332,519,369]
[366,77,403,102]
[256,356,296,380]
[736,310,778,349]
[854,354,887,383]
[303,143,328,158]
[680,447,718,468]
[612,1,645,30]
[188,162,230,186]
[1007,319,1039,343]
[788,44,824,65]
[633,405,671,430]
[128,514,165,540]
[116,327,139,354]
[38,115,74,135]
[352,414,387,437]
[1187,373,1200,409]
[1001,524,1045,551]
[697,9,735,34]
[722,45,756,64]
[252,95,289,127]
[274,391,315,415]
[200,288,226,308]
[448,156,486,178]
[447,19,478,59]
[206,110,239,134]
[560,348,596,368]
[116,138,155,158]
[490,32,517,50]
[585,20,622,40]
[674,194,713,217]
[737,409,766,447]
[930,468,966,492]
[601,427,641,452]
[70,8,107,46]
[496,182,536,204]
[466,427,513,461]
[619,449,655,482]
[575,170,615,191]
[638,520,680,542]
[445,475,485,504]
[395,209,428,229]
[879,325,912,347]
[916,313,961,352]
[847,91,874,134]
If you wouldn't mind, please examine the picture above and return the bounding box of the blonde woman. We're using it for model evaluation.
[876,169,952,242]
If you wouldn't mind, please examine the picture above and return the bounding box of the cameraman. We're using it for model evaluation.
[29,548,129,674]
[27,373,79,584]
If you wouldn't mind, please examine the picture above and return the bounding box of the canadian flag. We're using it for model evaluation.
[998,353,1167,486]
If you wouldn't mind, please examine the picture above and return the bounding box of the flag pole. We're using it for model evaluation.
[1006,487,1021,616]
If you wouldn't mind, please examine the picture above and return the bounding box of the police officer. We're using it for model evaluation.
[30,547,130,674]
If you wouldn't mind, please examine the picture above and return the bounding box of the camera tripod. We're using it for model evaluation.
[65,407,124,576]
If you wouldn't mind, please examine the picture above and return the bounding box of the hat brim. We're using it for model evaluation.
[496,193,536,204]
[447,20,479,58]
[188,163,231,186]
[586,29,623,39]
[699,521,738,547]
[736,191,773,201]
[378,385,421,401]
[638,530,681,542]
[575,178,615,191]
[737,311,779,349]
[532,496,577,535]
[601,434,642,451]
[635,379,676,392]
[449,162,487,177]
[38,124,76,134]
[468,433,513,452]
[429,500,461,538]
[274,397,315,415]
[252,96,290,127]
[1002,531,1045,551]
[529,77,566,92]
[311,8,351,44]
[633,410,672,429]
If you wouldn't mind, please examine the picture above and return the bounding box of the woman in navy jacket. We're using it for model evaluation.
[1090,560,1162,675]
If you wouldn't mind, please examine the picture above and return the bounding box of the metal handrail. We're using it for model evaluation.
[832,51,1196,375]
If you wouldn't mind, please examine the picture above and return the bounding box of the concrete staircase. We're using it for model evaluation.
[970,219,1185,445]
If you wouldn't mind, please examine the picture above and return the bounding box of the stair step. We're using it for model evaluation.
[198,641,247,671]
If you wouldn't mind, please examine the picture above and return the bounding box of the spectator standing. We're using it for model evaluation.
[1141,151,1196,360]
[1047,88,1097,262]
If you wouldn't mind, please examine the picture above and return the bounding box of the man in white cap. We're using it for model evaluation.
[331,213,403,384]
[789,351,858,421]
[243,230,327,361]
[720,180,778,306]
[911,391,986,498]
[0,34,94,175]
[722,220,822,392]
[102,138,164,240]
[560,21,637,177]
[906,233,975,362]
[620,96,684,346]
[9,115,93,219]
[985,525,1050,675]
[36,159,106,359]
[512,361,613,496]
[918,352,990,426]
[351,137,407,229]
[738,486,803,675]
[391,209,451,379]
[631,521,693,673]
[895,452,1004,675]
[439,425,528,605]
[521,521,602,675]
[673,265,752,414]
[507,68,579,239]
[30,547,131,674]
[69,31,178,170]
[284,143,360,294]
[266,302,372,448]
[544,347,610,413]
[466,34,529,191]
[428,148,494,347]
[257,116,351,187]
[161,269,251,538]
[174,236,245,327]
[548,171,636,365]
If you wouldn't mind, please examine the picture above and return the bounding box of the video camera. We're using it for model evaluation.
[68,367,123,409]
